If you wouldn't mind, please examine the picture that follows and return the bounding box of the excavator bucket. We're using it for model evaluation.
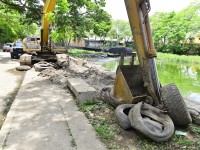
[113,65,147,104]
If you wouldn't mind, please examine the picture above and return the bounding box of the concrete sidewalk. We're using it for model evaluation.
[0,69,107,150]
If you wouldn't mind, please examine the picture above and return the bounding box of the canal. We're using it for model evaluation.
[92,57,200,103]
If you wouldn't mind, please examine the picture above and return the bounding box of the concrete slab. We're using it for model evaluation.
[0,69,106,150]
[19,54,32,66]
[60,100,107,150]
[56,54,68,60]
[67,78,97,103]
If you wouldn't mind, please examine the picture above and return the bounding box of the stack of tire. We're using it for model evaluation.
[102,84,192,142]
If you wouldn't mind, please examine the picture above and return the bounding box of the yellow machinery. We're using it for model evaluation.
[41,0,57,51]
[39,0,161,104]
[114,0,161,105]
[20,0,63,64]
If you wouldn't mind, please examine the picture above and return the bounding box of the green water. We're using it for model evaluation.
[93,58,200,97]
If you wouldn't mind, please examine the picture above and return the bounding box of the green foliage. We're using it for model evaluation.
[108,20,132,42]
[78,101,118,149]
[49,0,111,44]
[0,0,43,24]
[71,138,77,147]
[0,7,38,42]
[150,0,200,55]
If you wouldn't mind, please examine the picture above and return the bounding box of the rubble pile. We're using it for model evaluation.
[39,60,116,92]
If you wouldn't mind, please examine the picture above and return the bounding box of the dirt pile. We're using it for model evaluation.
[39,60,116,94]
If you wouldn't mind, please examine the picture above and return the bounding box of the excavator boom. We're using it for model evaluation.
[41,0,57,51]
[113,0,161,105]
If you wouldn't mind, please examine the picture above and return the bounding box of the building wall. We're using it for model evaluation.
[69,39,85,47]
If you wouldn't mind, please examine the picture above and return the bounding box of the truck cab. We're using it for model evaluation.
[10,42,24,59]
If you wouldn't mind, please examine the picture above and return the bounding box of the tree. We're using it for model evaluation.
[0,0,42,24]
[107,20,132,43]
[150,0,200,55]
[0,4,38,43]
[1,0,111,44]
[48,0,112,45]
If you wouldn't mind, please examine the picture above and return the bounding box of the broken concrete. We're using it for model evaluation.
[67,78,97,104]
[19,54,32,66]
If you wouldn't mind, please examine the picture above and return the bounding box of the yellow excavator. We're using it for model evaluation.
[41,0,57,51]
[113,0,191,126]
[115,0,160,106]
[20,0,63,64]
[38,0,191,126]
[20,0,191,126]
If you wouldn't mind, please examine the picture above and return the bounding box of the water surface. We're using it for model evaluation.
[92,57,200,102]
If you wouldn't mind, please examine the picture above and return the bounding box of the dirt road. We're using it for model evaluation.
[0,50,25,126]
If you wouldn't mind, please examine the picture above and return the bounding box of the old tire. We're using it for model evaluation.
[34,61,53,72]
[109,89,123,107]
[161,84,192,126]
[100,87,122,108]
[16,65,31,71]
[115,104,135,130]
[128,102,174,143]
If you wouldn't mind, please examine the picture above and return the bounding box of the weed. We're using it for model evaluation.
[77,100,200,149]
[71,138,77,147]
[187,124,200,134]
[68,49,106,58]
[157,52,200,68]
[67,128,72,136]
[78,101,102,113]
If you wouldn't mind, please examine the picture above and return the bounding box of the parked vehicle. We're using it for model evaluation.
[10,42,24,59]
[3,43,14,52]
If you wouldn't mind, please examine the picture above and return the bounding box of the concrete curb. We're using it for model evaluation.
[0,70,38,149]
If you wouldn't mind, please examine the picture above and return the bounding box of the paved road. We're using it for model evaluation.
[0,51,23,97]
[0,51,25,125]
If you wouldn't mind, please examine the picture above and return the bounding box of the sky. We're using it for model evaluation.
[104,0,194,20]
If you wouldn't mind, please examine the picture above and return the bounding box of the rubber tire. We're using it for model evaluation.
[128,102,174,143]
[34,61,53,72]
[16,65,31,71]
[115,104,135,130]
[109,89,123,107]
[161,84,192,126]
[100,87,122,108]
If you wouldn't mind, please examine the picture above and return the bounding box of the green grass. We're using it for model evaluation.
[78,101,102,113]
[71,138,77,147]
[69,49,105,56]
[77,101,119,149]
[69,49,200,68]
[157,52,200,65]
[77,101,200,150]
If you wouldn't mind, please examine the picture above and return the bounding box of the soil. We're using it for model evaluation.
[39,61,116,98]
[39,58,200,150]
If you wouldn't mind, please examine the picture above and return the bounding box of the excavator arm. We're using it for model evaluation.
[125,0,161,100]
[41,0,57,51]
[113,0,161,105]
